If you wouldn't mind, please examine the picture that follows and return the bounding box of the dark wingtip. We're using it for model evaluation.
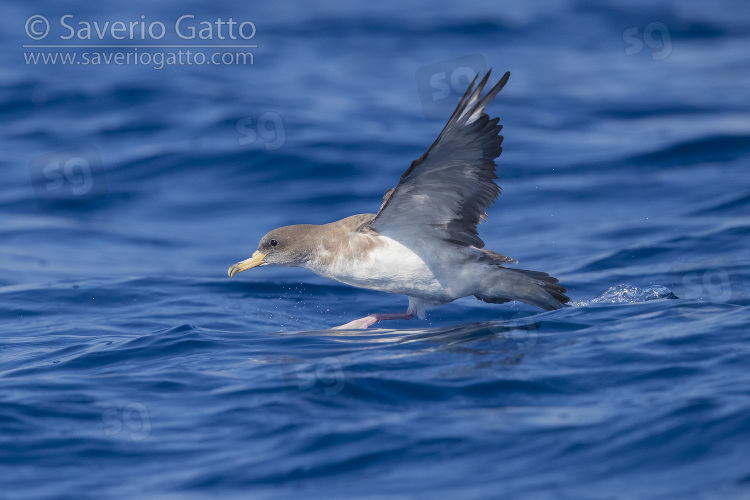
[475,70,492,94]
[476,70,510,109]
[460,72,481,102]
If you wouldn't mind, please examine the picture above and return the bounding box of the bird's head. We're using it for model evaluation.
[227,224,313,278]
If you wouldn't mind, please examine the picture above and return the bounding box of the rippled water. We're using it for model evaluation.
[2,0,750,498]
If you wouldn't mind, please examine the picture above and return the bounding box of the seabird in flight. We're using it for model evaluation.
[228,70,569,329]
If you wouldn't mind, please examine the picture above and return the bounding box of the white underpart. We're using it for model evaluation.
[304,233,486,319]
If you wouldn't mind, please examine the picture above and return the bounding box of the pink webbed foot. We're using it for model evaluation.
[332,312,415,330]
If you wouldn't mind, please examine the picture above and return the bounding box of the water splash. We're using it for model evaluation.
[571,284,678,307]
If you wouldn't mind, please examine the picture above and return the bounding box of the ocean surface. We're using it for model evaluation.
[2,0,750,498]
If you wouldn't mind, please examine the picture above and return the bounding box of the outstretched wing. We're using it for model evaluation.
[366,70,510,248]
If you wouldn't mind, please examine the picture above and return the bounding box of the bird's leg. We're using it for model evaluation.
[332,311,415,330]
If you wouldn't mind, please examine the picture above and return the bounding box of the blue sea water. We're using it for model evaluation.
[2,0,750,498]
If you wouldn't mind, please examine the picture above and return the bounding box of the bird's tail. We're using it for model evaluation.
[476,267,570,311]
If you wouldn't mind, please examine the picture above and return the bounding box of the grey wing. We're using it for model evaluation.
[367,70,510,248]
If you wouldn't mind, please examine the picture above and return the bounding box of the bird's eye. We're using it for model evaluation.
[270,239,278,247]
